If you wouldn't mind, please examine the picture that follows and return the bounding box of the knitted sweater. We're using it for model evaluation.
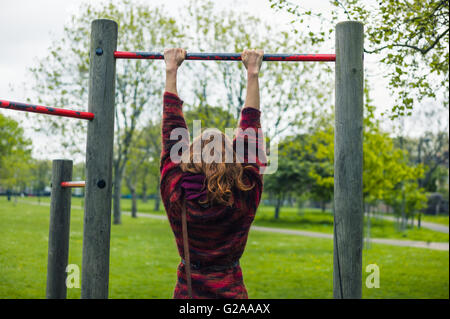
[160,91,264,299]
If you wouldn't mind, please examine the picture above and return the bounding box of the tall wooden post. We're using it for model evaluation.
[81,19,118,299]
[333,21,364,299]
[46,159,73,299]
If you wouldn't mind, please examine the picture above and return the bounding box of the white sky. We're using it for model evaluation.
[0,0,448,160]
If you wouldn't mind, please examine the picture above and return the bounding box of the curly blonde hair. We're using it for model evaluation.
[180,128,255,207]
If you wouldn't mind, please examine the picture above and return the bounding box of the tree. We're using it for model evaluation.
[29,159,52,200]
[184,104,237,133]
[178,0,334,140]
[269,0,449,118]
[123,121,160,217]
[282,78,429,226]
[392,131,448,217]
[410,131,448,192]
[261,135,312,218]
[0,114,32,196]
[27,0,182,224]
[302,113,335,212]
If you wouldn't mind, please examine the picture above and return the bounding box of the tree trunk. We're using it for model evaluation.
[131,189,137,218]
[400,188,406,231]
[113,167,123,225]
[274,196,282,219]
[126,176,138,219]
[435,198,441,215]
[141,168,148,203]
[297,198,304,215]
[141,183,148,203]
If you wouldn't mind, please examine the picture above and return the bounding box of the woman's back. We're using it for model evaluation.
[160,49,265,298]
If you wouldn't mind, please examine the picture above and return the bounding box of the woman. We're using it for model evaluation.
[160,48,265,299]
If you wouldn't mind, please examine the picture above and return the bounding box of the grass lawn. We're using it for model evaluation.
[0,197,448,299]
[420,214,449,226]
[19,196,449,243]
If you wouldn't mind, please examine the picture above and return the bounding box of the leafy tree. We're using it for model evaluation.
[178,0,334,139]
[304,121,334,211]
[0,114,32,196]
[264,135,313,218]
[302,94,428,230]
[404,131,449,192]
[146,155,162,211]
[27,0,181,224]
[123,122,160,217]
[184,104,237,133]
[29,159,52,200]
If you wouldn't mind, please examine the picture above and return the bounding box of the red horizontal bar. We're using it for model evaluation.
[0,100,94,120]
[114,51,336,62]
[61,181,85,188]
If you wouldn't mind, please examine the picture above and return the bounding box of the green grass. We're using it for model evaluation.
[420,214,449,226]
[18,196,449,243]
[0,197,448,299]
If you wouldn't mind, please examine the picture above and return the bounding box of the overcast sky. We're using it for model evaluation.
[0,0,448,160]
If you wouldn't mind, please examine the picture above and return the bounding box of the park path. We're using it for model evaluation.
[246,225,449,251]
[125,212,449,251]
[378,215,449,234]
[21,201,449,251]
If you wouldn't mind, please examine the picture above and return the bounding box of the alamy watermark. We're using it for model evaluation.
[168,120,278,174]
[66,264,80,289]
[365,264,380,288]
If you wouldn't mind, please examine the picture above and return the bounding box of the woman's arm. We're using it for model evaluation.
[233,49,266,176]
[161,48,187,158]
[160,48,189,210]
[233,50,265,209]
[165,68,178,96]
[242,49,264,110]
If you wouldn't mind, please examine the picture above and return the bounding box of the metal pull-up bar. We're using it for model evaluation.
[0,100,94,120]
[114,51,336,62]
[61,181,86,188]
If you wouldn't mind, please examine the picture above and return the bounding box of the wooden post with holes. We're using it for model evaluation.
[46,159,73,299]
[81,19,118,299]
[333,21,364,299]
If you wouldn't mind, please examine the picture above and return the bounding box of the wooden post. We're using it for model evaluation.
[81,19,118,299]
[333,21,364,299]
[46,159,73,299]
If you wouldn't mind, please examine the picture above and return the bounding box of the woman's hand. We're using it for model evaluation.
[164,48,186,72]
[241,49,264,75]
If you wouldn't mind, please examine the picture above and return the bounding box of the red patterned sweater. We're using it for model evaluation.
[160,91,265,299]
